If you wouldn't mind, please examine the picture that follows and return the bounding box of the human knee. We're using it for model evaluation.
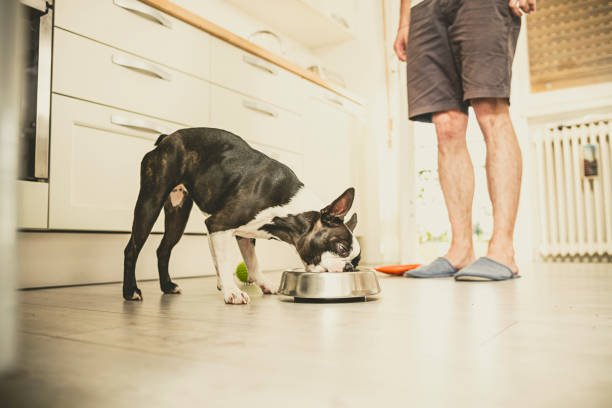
[472,98,510,133]
[433,110,467,147]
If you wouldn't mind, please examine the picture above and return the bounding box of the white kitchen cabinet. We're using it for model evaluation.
[225,0,354,48]
[17,181,49,229]
[210,84,303,154]
[55,0,211,80]
[288,83,366,223]
[302,92,362,209]
[49,94,204,233]
[209,38,303,114]
[53,28,211,127]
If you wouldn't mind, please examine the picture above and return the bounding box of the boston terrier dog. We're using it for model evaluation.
[123,127,361,304]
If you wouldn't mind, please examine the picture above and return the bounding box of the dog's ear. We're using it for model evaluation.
[321,188,355,222]
[346,213,357,232]
[260,217,295,243]
[260,213,318,244]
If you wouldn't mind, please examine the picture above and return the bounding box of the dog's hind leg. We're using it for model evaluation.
[236,237,277,295]
[157,189,193,294]
[123,190,166,300]
[123,152,175,301]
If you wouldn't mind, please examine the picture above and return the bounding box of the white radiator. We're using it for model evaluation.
[534,117,612,259]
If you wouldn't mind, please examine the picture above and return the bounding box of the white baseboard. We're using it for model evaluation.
[17,231,301,288]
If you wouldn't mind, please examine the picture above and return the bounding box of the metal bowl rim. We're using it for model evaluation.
[278,268,381,299]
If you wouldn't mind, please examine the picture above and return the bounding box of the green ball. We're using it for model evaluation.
[235,261,249,283]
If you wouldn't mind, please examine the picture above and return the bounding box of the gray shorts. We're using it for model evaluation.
[406,0,522,123]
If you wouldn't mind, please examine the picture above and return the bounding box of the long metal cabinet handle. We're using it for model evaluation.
[110,115,171,134]
[242,54,277,75]
[112,54,172,81]
[114,0,173,28]
[242,100,278,117]
[325,95,345,107]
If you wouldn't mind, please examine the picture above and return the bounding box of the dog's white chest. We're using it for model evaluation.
[234,219,272,239]
[234,187,322,240]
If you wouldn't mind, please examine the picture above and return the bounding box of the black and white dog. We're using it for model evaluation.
[123,128,361,304]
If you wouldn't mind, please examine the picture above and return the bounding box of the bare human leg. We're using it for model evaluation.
[471,98,521,274]
[432,109,476,270]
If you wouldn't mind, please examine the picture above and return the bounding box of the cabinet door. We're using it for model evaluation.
[302,97,355,204]
[53,28,211,127]
[209,84,303,154]
[55,0,210,80]
[49,94,204,233]
[209,38,302,114]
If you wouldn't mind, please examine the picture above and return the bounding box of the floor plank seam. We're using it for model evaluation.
[21,332,197,362]
[19,302,243,322]
[478,320,519,347]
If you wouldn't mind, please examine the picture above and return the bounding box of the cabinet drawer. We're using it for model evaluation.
[210,85,302,154]
[53,28,210,126]
[49,94,203,233]
[210,38,302,114]
[55,0,210,80]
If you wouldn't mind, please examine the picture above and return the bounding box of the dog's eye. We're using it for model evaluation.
[335,242,350,257]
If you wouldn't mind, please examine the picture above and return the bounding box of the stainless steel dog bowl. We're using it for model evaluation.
[278,269,381,301]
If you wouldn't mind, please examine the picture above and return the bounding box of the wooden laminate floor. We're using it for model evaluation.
[1,263,611,407]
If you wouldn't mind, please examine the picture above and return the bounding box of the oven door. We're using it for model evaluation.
[19,0,52,181]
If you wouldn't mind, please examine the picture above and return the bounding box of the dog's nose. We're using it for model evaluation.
[343,262,354,272]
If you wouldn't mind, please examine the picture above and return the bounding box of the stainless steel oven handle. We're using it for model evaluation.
[113,0,173,28]
[242,54,277,75]
[242,100,278,118]
[111,115,171,135]
[19,0,48,13]
[33,8,53,179]
[112,54,172,81]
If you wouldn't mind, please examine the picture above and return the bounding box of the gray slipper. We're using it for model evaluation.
[404,257,458,278]
[454,257,519,281]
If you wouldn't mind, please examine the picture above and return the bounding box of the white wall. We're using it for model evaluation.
[315,0,407,264]
[512,22,612,262]
[511,26,538,263]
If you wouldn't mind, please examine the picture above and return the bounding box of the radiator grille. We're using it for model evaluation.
[534,117,612,259]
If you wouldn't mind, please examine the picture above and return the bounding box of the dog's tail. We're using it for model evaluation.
[154,133,169,146]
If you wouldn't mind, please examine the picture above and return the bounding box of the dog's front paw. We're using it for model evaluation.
[123,286,143,301]
[161,281,182,295]
[257,280,278,295]
[223,287,250,305]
